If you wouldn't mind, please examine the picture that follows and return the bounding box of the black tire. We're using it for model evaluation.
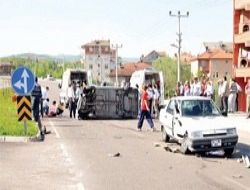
[180,136,191,154]
[224,148,234,157]
[161,126,170,142]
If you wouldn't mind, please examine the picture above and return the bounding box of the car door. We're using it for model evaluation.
[164,100,175,136]
[173,100,185,139]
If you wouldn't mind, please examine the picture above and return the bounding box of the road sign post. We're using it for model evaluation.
[11,66,35,135]
[16,95,32,136]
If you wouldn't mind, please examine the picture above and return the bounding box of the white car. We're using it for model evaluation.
[159,96,238,156]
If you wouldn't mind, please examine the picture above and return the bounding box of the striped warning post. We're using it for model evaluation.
[17,96,32,121]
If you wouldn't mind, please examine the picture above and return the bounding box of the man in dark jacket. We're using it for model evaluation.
[31,77,44,141]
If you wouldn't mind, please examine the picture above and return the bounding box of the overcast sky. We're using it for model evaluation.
[0,0,232,58]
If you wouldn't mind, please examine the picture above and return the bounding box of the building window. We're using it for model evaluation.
[89,64,93,69]
[216,72,218,78]
[105,64,108,69]
[225,60,228,64]
[98,64,100,68]
[225,72,228,76]
[243,25,249,32]
[89,47,93,52]
[98,72,100,76]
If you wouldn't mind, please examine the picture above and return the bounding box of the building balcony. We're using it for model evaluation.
[235,0,250,10]
[234,31,250,47]
[235,67,250,77]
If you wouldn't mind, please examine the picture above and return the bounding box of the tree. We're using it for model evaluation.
[153,57,191,97]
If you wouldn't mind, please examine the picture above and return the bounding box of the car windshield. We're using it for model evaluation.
[181,99,220,117]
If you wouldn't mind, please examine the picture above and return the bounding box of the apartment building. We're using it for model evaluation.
[81,40,116,83]
[191,42,233,80]
[233,0,250,111]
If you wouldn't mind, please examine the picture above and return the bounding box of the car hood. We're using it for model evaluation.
[179,116,235,132]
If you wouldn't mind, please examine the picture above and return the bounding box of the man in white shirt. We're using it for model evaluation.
[193,77,201,96]
[41,86,49,117]
[205,81,213,99]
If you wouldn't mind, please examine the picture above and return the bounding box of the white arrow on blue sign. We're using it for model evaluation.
[11,66,35,95]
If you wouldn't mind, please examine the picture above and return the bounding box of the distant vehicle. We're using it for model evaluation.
[130,68,164,107]
[159,96,238,156]
[59,69,92,104]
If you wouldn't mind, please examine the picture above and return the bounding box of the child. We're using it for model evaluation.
[48,101,57,117]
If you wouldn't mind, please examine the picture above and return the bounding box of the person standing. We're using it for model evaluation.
[31,77,44,141]
[137,85,156,131]
[218,79,224,111]
[152,84,160,118]
[221,76,230,114]
[184,81,191,96]
[68,82,77,118]
[245,79,250,118]
[190,79,194,96]
[147,84,154,116]
[228,79,238,113]
[205,81,213,99]
[41,86,49,117]
[193,77,201,96]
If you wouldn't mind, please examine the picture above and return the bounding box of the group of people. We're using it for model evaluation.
[31,77,65,141]
[40,86,64,118]
[175,77,214,98]
[175,76,250,117]
[66,80,87,119]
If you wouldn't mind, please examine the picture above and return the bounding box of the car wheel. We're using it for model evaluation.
[162,126,170,142]
[224,148,234,157]
[180,136,191,154]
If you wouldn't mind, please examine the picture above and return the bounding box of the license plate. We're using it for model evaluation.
[211,139,222,147]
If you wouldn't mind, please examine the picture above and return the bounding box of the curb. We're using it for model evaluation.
[0,136,31,143]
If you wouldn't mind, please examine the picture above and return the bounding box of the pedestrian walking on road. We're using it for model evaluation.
[31,77,44,141]
[137,85,156,131]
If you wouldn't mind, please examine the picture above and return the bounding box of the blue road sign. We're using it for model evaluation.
[11,66,35,95]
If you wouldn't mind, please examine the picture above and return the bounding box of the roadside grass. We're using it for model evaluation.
[0,88,38,136]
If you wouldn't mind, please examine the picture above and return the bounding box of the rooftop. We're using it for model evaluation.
[197,49,233,60]
[81,40,111,49]
[109,62,151,77]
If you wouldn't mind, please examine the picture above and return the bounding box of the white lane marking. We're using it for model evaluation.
[49,120,60,138]
[60,144,85,190]
[51,121,85,190]
[223,176,249,190]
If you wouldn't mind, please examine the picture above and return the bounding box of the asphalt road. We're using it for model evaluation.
[1,79,250,190]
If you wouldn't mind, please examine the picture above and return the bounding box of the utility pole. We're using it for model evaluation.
[112,44,122,87]
[169,10,189,82]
